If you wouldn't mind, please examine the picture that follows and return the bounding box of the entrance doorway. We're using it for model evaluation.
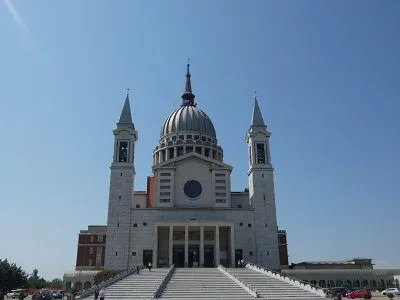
[143,250,153,266]
[188,245,199,267]
[235,249,243,267]
[173,245,185,267]
[203,245,214,267]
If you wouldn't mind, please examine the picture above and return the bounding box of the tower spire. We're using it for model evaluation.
[251,94,266,127]
[181,61,196,106]
[118,91,134,129]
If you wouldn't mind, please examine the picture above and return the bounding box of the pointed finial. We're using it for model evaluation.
[181,60,195,106]
[251,91,266,127]
[118,91,134,127]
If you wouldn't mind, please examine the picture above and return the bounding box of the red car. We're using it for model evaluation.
[345,289,371,299]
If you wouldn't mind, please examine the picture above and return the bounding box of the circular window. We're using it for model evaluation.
[184,180,202,199]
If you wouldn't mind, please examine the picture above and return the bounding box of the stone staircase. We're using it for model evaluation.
[228,267,325,299]
[159,268,254,299]
[101,268,169,299]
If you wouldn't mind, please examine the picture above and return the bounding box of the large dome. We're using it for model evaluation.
[161,105,216,138]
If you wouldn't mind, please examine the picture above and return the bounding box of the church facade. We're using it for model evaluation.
[104,65,281,271]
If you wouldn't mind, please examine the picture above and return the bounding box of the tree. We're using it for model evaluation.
[27,269,47,289]
[48,279,63,289]
[0,259,27,292]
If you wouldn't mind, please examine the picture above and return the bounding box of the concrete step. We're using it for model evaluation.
[160,268,254,299]
[227,268,324,299]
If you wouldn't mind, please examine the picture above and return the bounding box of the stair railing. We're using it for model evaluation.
[152,265,175,299]
[76,264,144,300]
[218,265,258,298]
[246,263,327,297]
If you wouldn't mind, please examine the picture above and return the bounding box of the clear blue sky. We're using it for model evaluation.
[1,0,399,280]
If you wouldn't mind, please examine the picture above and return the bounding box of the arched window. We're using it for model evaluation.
[318,280,326,287]
[74,282,82,291]
[361,280,369,287]
[345,280,352,288]
[84,281,92,290]
[65,282,72,292]
[310,280,317,286]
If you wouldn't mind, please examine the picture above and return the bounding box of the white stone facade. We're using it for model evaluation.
[105,68,281,271]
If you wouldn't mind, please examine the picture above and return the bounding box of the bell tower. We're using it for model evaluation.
[105,92,138,270]
[246,96,280,270]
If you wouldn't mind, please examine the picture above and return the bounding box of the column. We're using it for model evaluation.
[215,225,220,266]
[230,225,235,267]
[153,225,158,267]
[169,225,173,266]
[184,225,189,267]
[200,225,204,267]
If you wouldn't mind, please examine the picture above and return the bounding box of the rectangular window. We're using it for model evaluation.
[160,185,170,190]
[97,235,103,242]
[118,141,129,162]
[97,246,102,255]
[160,199,170,203]
[216,192,226,196]
[177,147,184,156]
[205,148,210,157]
[256,143,266,164]
[161,150,166,162]
[88,259,92,266]
[160,172,171,176]
[90,236,94,243]
[215,173,225,177]
[187,135,192,139]
[186,146,193,153]
[195,147,202,154]
[168,148,174,159]
[89,247,93,254]
[216,199,226,203]
[96,256,101,267]
[216,186,225,190]
[160,179,171,183]
[160,192,170,196]
[215,180,225,183]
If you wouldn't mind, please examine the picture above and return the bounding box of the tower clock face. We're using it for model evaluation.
[184,180,202,199]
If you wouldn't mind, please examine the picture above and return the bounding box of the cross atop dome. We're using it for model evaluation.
[181,61,196,106]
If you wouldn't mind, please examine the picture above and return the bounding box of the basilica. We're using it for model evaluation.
[104,64,282,271]
[65,66,398,293]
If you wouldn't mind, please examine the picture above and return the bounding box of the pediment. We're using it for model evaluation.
[155,152,232,171]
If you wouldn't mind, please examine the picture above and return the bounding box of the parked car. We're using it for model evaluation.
[32,290,53,300]
[382,288,400,295]
[52,291,63,299]
[6,290,25,299]
[328,287,348,297]
[345,289,371,299]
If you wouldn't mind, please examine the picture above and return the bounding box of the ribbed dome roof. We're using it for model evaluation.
[161,105,216,138]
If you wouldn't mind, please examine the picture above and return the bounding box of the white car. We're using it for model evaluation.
[382,288,400,295]
[6,290,24,298]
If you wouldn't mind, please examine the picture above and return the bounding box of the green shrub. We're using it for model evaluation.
[94,270,121,284]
